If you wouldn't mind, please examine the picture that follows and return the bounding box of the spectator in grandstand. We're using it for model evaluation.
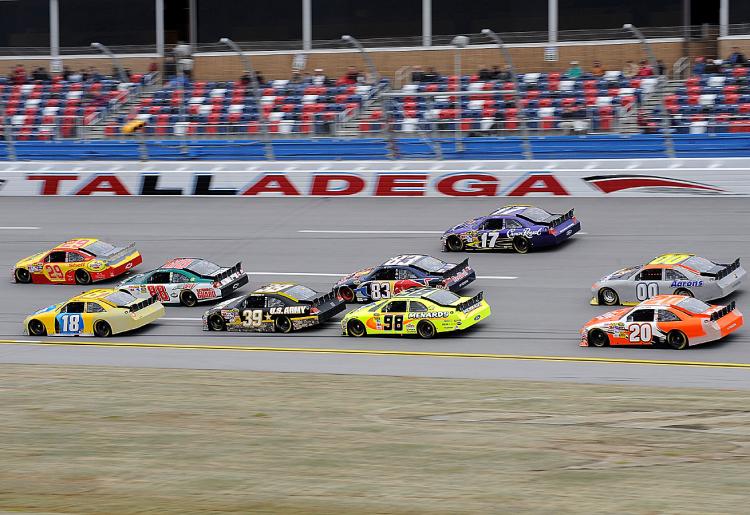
[31,67,50,82]
[565,61,582,79]
[728,47,747,66]
[89,67,103,82]
[422,67,440,82]
[149,61,158,74]
[656,60,666,76]
[68,69,82,82]
[62,65,72,81]
[495,65,512,81]
[636,60,653,77]
[255,71,265,85]
[478,65,494,81]
[591,61,604,77]
[692,56,706,75]
[312,68,328,86]
[339,66,361,85]
[623,60,638,78]
[290,70,306,84]
[705,59,721,74]
[12,64,26,85]
[411,65,425,83]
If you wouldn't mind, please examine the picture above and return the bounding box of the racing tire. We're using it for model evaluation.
[338,286,355,303]
[75,269,91,285]
[347,319,367,337]
[208,314,226,331]
[666,330,689,350]
[180,290,198,307]
[674,288,694,298]
[599,288,620,306]
[512,236,530,254]
[93,321,112,338]
[28,319,46,336]
[417,320,436,339]
[15,268,31,283]
[446,236,465,252]
[275,315,292,333]
[588,329,609,347]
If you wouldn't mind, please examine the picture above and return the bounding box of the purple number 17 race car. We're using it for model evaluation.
[441,205,581,254]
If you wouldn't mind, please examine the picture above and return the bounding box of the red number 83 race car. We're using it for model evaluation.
[580,295,743,350]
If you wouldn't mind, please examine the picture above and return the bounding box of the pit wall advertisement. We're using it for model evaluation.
[0,159,747,196]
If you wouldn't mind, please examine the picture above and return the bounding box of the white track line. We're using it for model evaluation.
[299,230,443,234]
[0,227,40,230]
[163,317,202,322]
[247,272,516,280]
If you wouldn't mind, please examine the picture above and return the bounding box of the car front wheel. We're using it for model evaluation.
[588,329,609,347]
[28,319,46,336]
[208,314,226,331]
[347,319,366,337]
[446,236,465,252]
[15,268,31,283]
[599,288,620,306]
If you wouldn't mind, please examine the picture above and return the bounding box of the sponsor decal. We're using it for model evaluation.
[196,288,217,299]
[269,306,308,315]
[583,175,724,194]
[88,261,105,271]
[507,227,545,238]
[670,280,703,287]
[29,264,43,273]
[409,311,451,319]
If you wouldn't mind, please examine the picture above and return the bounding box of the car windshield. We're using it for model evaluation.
[105,290,138,307]
[119,273,145,285]
[426,289,460,305]
[186,259,221,276]
[683,256,717,273]
[83,240,117,256]
[676,298,711,314]
[608,267,639,280]
[414,256,447,273]
[284,285,317,301]
[519,207,554,223]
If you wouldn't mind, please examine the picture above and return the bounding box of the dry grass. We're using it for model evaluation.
[1,365,750,514]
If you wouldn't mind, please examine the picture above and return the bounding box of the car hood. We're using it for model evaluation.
[584,308,631,327]
[337,267,374,285]
[445,218,481,234]
[16,251,47,267]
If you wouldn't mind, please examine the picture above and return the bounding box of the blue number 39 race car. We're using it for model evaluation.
[441,204,581,254]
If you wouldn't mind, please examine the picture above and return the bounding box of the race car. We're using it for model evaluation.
[580,295,743,350]
[341,287,490,339]
[335,254,476,303]
[119,257,248,307]
[203,283,345,333]
[441,204,580,254]
[13,238,142,285]
[23,288,165,337]
[591,254,745,306]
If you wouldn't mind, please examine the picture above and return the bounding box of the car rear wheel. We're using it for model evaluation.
[94,321,112,338]
[666,330,688,350]
[180,290,197,307]
[599,288,620,306]
[338,286,355,303]
[674,288,693,298]
[512,236,530,254]
[347,319,366,337]
[417,320,436,339]
[75,269,91,285]
[588,329,609,347]
[275,316,292,333]
[28,319,46,336]
[208,314,226,331]
[15,268,31,283]
[446,236,464,252]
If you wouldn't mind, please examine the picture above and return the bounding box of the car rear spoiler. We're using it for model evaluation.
[210,262,243,281]
[456,291,484,313]
[702,258,741,280]
[710,301,736,322]
[443,258,470,278]
[103,242,138,264]
[127,294,160,313]
[307,290,338,307]
[546,209,575,227]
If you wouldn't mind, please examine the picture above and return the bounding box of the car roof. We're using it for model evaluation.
[161,257,202,270]
[54,238,99,250]
[639,295,690,308]
[68,288,120,304]
[252,283,306,301]
[392,287,442,300]
[490,205,533,216]
[381,254,429,266]
[648,253,695,265]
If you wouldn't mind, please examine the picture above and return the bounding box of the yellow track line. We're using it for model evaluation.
[1,339,749,369]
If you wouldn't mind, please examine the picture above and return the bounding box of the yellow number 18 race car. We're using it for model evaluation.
[23,289,165,337]
[341,287,490,338]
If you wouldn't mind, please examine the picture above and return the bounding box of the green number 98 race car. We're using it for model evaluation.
[341,287,490,338]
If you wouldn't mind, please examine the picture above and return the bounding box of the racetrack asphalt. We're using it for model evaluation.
[0,196,748,388]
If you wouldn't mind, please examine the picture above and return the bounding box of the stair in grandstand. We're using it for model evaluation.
[618,78,686,134]
[85,75,164,139]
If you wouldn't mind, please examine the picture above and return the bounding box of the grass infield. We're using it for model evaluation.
[1,365,749,514]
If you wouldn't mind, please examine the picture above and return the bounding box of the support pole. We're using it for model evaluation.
[49,0,60,74]
[156,0,165,57]
[720,0,729,38]
[422,0,432,47]
[302,0,312,51]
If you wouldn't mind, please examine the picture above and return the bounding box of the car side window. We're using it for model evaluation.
[62,302,85,314]
[397,268,418,280]
[665,269,688,281]
[382,300,408,313]
[86,302,105,313]
[482,218,504,231]
[505,219,523,229]
[66,252,85,263]
[45,251,66,263]
[409,301,428,312]
[171,272,190,283]
[266,296,286,308]
[150,271,171,283]
[627,309,655,322]
[657,309,680,322]
[635,269,663,281]
[244,296,265,309]
[371,268,397,280]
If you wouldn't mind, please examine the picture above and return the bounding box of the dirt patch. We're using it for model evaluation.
[1,365,749,514]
